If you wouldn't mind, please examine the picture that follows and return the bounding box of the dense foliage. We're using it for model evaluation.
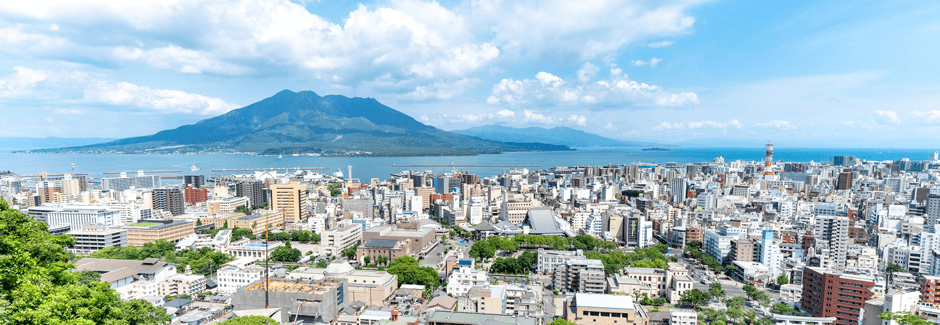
[584,244,670,274]
[0,199,170,324]
[709,282,725,299]
[387,256,439,289]
[470,234,619,260]
[270,241,302,262]
[679,288,710,307]
[685,242,723,273]
[547,318,577,325]
[880,311,931,325]
[490,251,537,274]
[770,302,800,316]
[341,242,360,259]
[90,239,234,276]
[742,285,771,306]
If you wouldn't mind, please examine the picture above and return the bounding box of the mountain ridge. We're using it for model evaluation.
[33,90,571,156]
[452,125,648,147]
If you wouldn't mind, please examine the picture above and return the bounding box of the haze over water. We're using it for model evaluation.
[4,147,934,182]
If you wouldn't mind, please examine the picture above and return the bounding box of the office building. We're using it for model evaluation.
[270,182,308,223]
[562,293,650,325]
[320,224,363,256]
[206,196,249,215]
[124,220,195,246]
[66,224,127,254]
[43,206,121,230]
[836,171,854,190]
[101,174,160,191]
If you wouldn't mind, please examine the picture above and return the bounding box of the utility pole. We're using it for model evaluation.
[265,224,269,309]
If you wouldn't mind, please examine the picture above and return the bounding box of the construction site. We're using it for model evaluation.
[231,278,348,324]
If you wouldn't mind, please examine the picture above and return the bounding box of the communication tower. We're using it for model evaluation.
[762,140,775,176]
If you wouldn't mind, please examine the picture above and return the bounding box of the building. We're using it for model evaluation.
[217,258,265,294]
[184,185,208,205]
[152,188,185,216]
[836,171,853,190]
[271,182,308,223]
[74,257,177,300]
[669,309,697,325]
[66,224,127,254]
[815,216,849,271]
[206,196,249,215]
[43,205,121,230]
[447,259,490,296]
[426,310,538,325]
[320,224,363,256]
[499,200,532,225]
[927,186,940,233]
[553,258,605,294]
[159,273,206,297]
[101,174,160,191]
[730,261,771,285]
[232,278,348,324]
[362,224,438,256]
[183,174,205,189]
[356,238,413,265]
[225,239,284,259]
[537,248,584,273]
[729,240,755,262]
[563,293,650,325]
[922,275,940,306]
[229,211,286,234]
[287,260,399,306]
[235,180,266,207]
[124,220,195,246]
[800,267,875,325]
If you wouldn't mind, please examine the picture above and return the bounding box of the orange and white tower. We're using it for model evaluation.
[762,140,775,176]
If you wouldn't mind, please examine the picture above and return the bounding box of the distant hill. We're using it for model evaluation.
[0,137,114,150]
[33,90,570,156]
[452,125,645,147]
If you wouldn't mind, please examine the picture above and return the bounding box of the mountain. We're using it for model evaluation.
[452,125,646,147]
[33,90,570,156]
[0,137,115,151]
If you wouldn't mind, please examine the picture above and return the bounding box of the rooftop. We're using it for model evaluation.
[362,238,399,248]
[576,293,638,311]
[245,279,342,295]
[426,310,538,325]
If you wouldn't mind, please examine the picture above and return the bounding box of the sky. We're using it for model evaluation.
[1,0,939,147]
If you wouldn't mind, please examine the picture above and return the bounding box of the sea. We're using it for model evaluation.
[1,147,935,182]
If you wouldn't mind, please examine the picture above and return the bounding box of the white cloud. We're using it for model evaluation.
[874,110,901,124]
[577,63,599,83]
[54,108,83,115]
[632,58,661,68]
[496,109,515,118]
[0,67,237,115]
[604,122,617,131]
[653,119,741,131]
[568,114,587,126]
[648,40,674,48]
[523,110,554,124]
[756,120,796,130]
[486,70,698,108]
[653,122,684,130]
[402,78,478,101]
[113,46,252,75]
[912,110,940,123]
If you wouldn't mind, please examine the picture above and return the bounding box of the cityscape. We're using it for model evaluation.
[2,1,940,325]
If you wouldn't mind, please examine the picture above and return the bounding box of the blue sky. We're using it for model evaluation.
[0,0,939,147]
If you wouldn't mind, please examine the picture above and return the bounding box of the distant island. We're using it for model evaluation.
[642,147,671,152]
[28,90,573,157]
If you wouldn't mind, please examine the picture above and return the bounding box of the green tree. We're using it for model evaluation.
[709,282,725,300]
[387,256,439,288]
[879,311,931,325]
[726,296,745,309]
[342,242,360,259]
[363,256,371,265]
[771,302,797,315]
[376,255,389,266]
[679,288,710,307]
[777,273,789,286]
[547,318,577,325]
[196,219,202,226]
[76,270,102,286]
[0,199,170,324]
[469,240,496,259]
[270,241,302,262]
[687,240,703,250]
[219,315,280,324]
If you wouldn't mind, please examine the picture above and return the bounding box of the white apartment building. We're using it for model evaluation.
[446,260,489,296]
[669,309,698,325]
[66,224,127,254]
[158,273,206,297]
[45,205,122,230]
[217,258,266,294]
[536,248,585,273]
[320,224,363,256]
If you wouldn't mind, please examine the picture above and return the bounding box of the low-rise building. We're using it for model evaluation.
[669,309,697,325]
[356,238,413,265]
[362,224,438,256]
[537,248,584,273]
[554,258,605,294]
[225,239,284,260]
[217,258,266,294]
[66,224,127,254]
[426,310,538,325]
[159,273,206,297]
[74,258,177,300]
[124,220,195,246]
[731,261,772,285]
[229,211,285,235]
[232,278,348,324]
[320,224,363,257]
[206,196,249,215]
[563,293,650,325]
[447,259,490,296]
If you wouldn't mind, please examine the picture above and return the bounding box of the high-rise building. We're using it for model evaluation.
[184,185,208,205]
[928,186,940,233]
[669,177,687,203]
[152,188,185,216]
[36,180,61,204]
[183,175,205,188]
[836,171,853,190]
[101,174,160,191]
[800,267,874,325]
[271,182,308,224]
[814,216,849,271]
[235,180,265,207]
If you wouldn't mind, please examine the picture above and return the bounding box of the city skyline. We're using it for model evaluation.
[0,0,939,146]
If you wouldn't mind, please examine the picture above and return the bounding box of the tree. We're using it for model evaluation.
[376,255,389,266]
[387,256,439,288]
[219,315,280,324]
[363,256,371,265]
[196,219,202,226]
[76,270,102,286]
[342,243,360,260]
[887,263,907,289]
[777,273,789,286]
[879,311,931,325]
[726,296,745,309]
[270,241,301,262]
[469,240,496,259]
[679,289,710,307]
[771,302,797,316]
[709,282,725,300]
[547,318,577,325]
[0,199,170,324]
[687,240,703,250]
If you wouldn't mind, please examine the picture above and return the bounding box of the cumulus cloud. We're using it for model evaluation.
[577,63,600,83]
[632,58,662,68]
[648,41,674,48]
[402,78,478,101]
[486,70,698,108]
[874,110,901,124]
[912,110,940,123]
[53,108,83,115]
[568,114,587,126]
[0,67,237,115]
[523,110,555,124]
